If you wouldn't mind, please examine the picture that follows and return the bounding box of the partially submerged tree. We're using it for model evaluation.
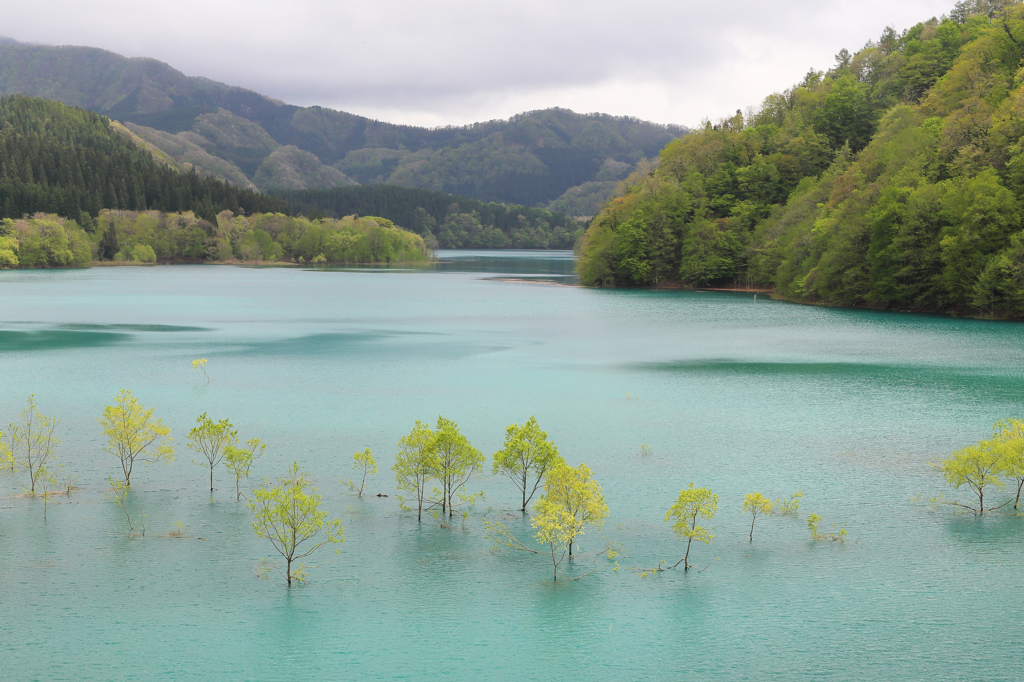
[106,475,136,535]
[536,463,609,558]
[342,448,378,497]
[192,358,210,383]
[394,420,437,521]
[37,464,58,521]
[665,483,718,571]
[7,395,60,493]
[807,513,846,541]
[493,416,563,512]
[934,441,1008,514]
[992,418,1024,510]
[248,462,344,585]
[188,413,236,492]
[532,504,577,581]
[432,416,483,517]
[742,492,772,542]
[224,438,266,501]
[98,389,173,485]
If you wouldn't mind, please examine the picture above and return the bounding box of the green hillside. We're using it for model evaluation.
[0,40,685,207]
[577,1,1024,319]
[0,94,287,224]
[276,185,584,249]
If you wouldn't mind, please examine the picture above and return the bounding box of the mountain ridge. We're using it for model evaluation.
[0,37,686,211]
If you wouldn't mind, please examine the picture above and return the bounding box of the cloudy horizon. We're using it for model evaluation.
[5,0,954,129]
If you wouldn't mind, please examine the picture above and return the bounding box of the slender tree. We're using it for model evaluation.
[8,395,60,493]
[934,441,1008,514]
[431,416,483,517]
[224,438,266,501]
[665,483,718,571]
[493,416,563,512]
[248,462,344,585]
[536,463,608,558]
[98,389,173,485]
[393,421,437,521]
[188,413,236,492]
[343,448,377,497]
[742,492,772,542]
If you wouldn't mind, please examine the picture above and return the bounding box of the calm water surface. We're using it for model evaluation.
[1,250,1023,680]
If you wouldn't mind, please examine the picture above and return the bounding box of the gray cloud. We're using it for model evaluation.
[6,0,954,126]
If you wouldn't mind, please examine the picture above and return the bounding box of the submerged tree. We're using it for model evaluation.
[665,483,718,571]
[934,441,1008,514]
[8,395,60,493]
[394,420,437,521]
[493,416,564,512]
[248,462,344,585]
[224,438,266,501]
[536,463,608,558]
[188,413,236,492]
[98,389,173,485]
[992,418,1024,510]
[342,448,378,497]
[192,358,210,383]
[532,504,577,581]
[742,492,772,542]
[432,416,484,517]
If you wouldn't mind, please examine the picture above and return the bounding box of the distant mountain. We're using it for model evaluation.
[0,38,687,209]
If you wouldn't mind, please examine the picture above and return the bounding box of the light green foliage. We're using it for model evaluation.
[188,413,236,492]
[2,215,90,267]
[665,483,718,571]
[431,416,484,517]
[344,448,378,497]
[131,243,156,263]
[774,490,803,515]
[535,462,609,559]
[0,432,13,472]
[532,503,578,580]
[225,438,266,501]
[935,440,1008,514]
[742,492,772,542]
[191,358,209,383]
[7,394,60,494]
[36,464,59,521]
[492,416,564,512]
[98,389,173,485]
[393,420,437,521]
[991,418,1024,509]
[808,513,847,541]
[248,462,344,585]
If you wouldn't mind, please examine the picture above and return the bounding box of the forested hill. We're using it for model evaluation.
[578,0,1024,319]
[0,39,686,210]
[276,186,583,249]
[0,95,287,223]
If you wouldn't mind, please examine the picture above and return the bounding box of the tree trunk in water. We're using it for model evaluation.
[209,465,214,492]
[286,556,292,585]
[749,515,755,542]
[684,537,692,571]
[1016,479,1023,510]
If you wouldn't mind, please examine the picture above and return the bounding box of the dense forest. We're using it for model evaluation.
[0,95,288,224]
[0,210,429,267]
[0,41,685,208]
[277,186,584,249]
[578,0,1024,318]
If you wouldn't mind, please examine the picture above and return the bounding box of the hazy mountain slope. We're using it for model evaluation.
[121,122,257,190]
[0,38,686,204]
[252,146,357,191]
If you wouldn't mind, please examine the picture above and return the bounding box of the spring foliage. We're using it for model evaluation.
[577,3,1024,319]
[533,463,608,562]
[666,484,718,570]
[248,462,344,585]
[98,389,173,485]
[492,416,564,512]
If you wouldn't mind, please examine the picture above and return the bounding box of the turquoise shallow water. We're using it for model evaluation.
[2,250,1024,680]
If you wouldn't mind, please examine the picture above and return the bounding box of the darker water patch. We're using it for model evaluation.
[633,358,1024,396]
[0,329,130,351]
[57,324,210,333]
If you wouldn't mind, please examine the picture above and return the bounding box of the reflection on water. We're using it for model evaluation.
[1,257,1023,680]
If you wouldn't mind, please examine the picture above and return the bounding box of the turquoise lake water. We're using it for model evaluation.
[2,250,1023,680]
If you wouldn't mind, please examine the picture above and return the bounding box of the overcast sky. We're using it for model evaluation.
[6,0,954,128]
